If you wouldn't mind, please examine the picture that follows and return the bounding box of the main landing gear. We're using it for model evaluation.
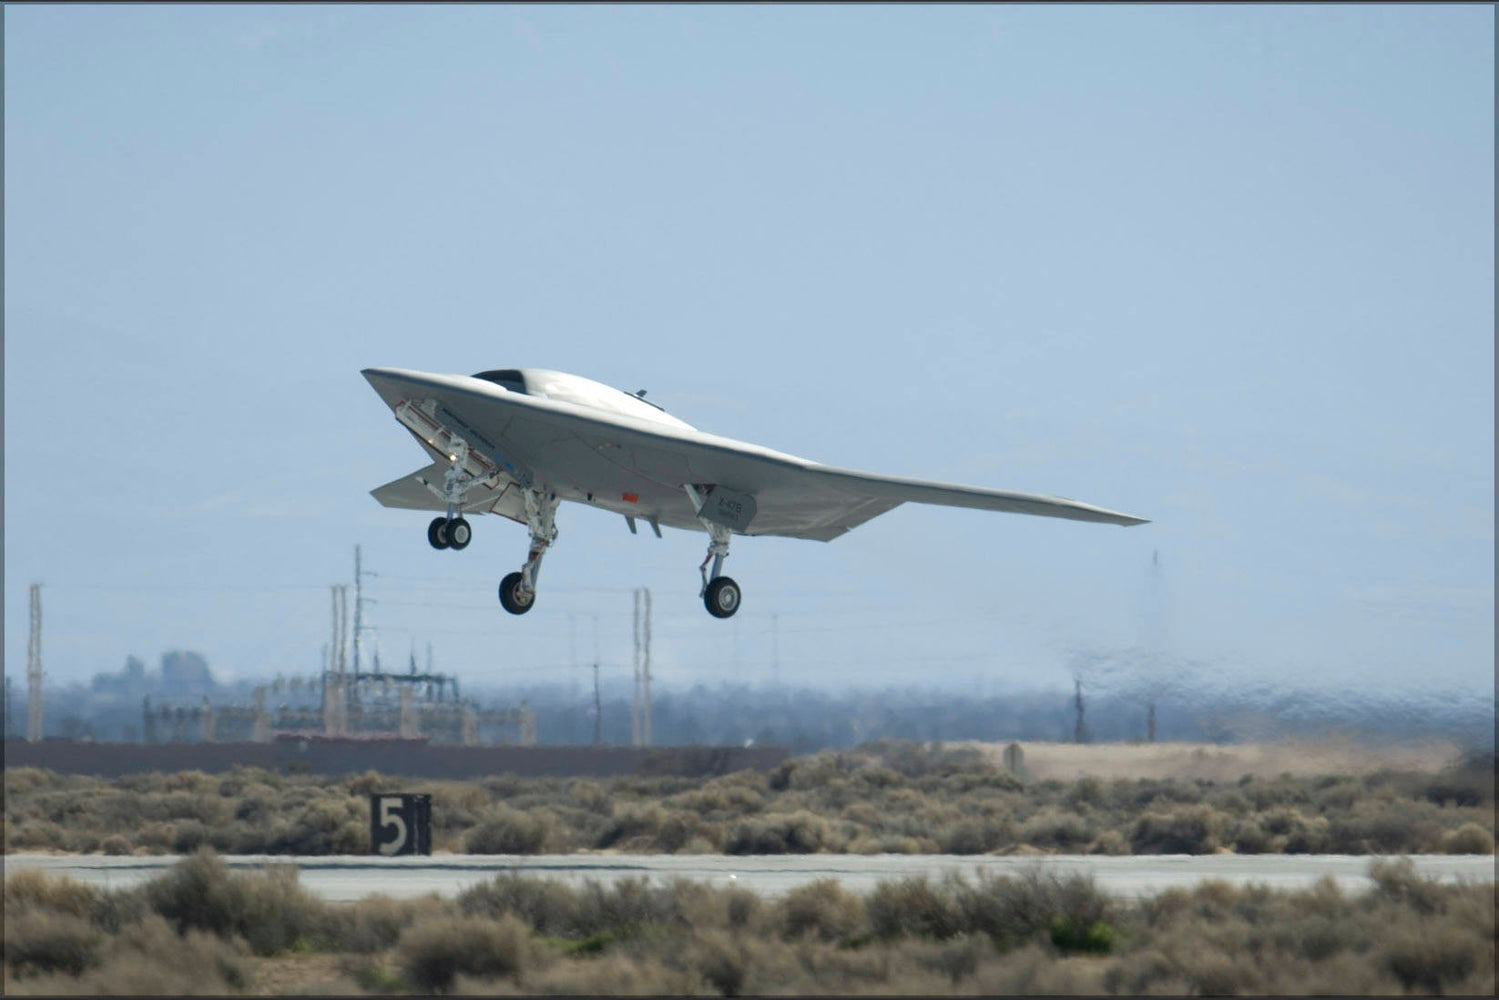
[498,489,559,616]
[427,516,472,550]
[426,438,482,552]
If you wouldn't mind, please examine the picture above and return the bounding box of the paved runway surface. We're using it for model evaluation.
[6,853,1493,902]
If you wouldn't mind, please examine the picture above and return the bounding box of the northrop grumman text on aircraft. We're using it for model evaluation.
[362,368,1148,619]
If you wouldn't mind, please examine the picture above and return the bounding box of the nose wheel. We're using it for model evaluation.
[498,571,535,615]
[684,487,743,619]
[497,489,558,616]
[427,516,471,551]
[704,576,741,618]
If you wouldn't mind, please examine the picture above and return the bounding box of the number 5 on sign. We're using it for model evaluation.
[370,794,432,856]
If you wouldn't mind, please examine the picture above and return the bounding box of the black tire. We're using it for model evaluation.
[427,517,450,550]
[448,517,472,550]
[498,571,535,615]
[704,576,741,619]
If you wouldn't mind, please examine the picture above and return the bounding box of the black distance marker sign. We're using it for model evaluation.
[370,793,432,856]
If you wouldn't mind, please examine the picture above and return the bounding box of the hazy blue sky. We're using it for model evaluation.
[4,5,1493,704]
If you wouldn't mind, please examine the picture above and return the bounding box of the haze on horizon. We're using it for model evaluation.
[3,6,1493,706]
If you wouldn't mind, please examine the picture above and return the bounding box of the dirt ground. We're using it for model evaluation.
[952,738,1462,782]
[249,953,359,995]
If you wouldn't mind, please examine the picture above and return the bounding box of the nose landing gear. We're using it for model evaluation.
[704,574,741,618]
[497,489,559,616]
[687,485,743,619]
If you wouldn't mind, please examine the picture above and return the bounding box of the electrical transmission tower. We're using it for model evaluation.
[352,545,378,677]
[632,587,653,747]
[1073,677,1087,744]
[27,584,43,742]
[325,583,349,735]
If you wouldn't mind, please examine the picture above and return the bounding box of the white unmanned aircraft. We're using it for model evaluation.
[362,368,1148,619]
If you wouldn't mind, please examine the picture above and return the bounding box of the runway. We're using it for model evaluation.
[6,853,1492,903]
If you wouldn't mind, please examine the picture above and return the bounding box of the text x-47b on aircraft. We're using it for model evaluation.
[362,367,1149,619]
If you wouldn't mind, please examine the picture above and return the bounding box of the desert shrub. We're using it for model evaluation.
[594,803,671,851]
[464,807,553,854]
[726,886,760,929]
[1102,946,1185,994]
[333,893,419,953]
[1283,911,1364,961]
[8,820,67,851]
[867,876,964,941]
[651,809,719,854]
[1442,821,1495,855]
[954,867,1112,951]
[1325,800,1444,854]
[1064,776,1106,809]
[159,791,232,826]
[1130,804,1225,854]
[574,876,682,938]
[3,910,102,977]
[672,779,767,820]
[1229,817,1270,853]
[399,913,531,993]
[681,928,749,996]
[726,810,839,854]
[937,817,1012,854]
[265,796,368,855]
[1086,829,1129,856]
[162,771,216,794]
[98,834,133,856]
[233,794,274,825]
[3,870,99,919]
[4,768,55,796]
[172,820,211,853]
[429,783,492,833]
[1310,778,1361,812]
[1179,949,1261,996]
[1135,777,1205,807]
[562,779,611,814]
[1206,787,1253,815]
[775,878,865,942]
[87,887,150,936]
[142,849,241,940]
[1242,776,1310,811]
[970,940,1108,994]
[1422,752,1495,807]
[216,765,281,797]
[143,849,331,955]
[3,914,247,996]
[904,932,985,984]
[459,873,580,937]
[1381,926,1480,993]
[1019,809,1095,851]
[1048,914,1115,953]
[866,740,992,780]
[103,914,246,994]
[508,951,699,996]
[1284,816,1332,854]
[1367,857,1446,915]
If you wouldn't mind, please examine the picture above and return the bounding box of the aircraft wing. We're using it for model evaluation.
[369,460,530,524]
[362,368,1147,542]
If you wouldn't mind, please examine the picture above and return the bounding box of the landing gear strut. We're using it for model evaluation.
[686,485,742,619]
[497,489,559,616]
[425,435,480,552]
